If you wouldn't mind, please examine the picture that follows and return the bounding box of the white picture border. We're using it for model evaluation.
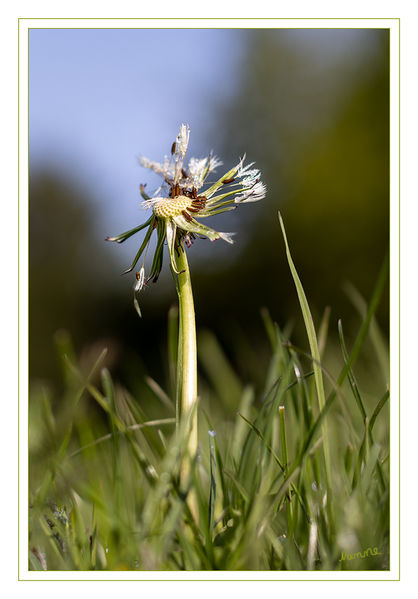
[17,16,400,582]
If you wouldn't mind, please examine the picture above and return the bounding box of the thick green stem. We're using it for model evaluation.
[175,244,198,459]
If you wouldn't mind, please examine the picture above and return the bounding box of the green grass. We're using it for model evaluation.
[28,218,389,572]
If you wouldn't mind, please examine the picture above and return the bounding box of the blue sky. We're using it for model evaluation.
[29,29,244,249]
[29,28,380,272]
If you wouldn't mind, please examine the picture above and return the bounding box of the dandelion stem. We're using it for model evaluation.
[174,242,198,459]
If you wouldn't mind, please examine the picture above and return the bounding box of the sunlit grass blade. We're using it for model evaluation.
[370,389,390,432]
[198,329,243,411]
[343,280,389,385]
[278,212,332,522]
[260,306,277,351]
[53,329,76,386]
[231,386,255,466]
[68,418,176,458]
[145,375,174,412]
[317,306,331,357]
[278,213,327,416]
[353,389,389,492]
[279,405,295,535]
[63,347,109,407]
[238,411,310,523]
[336,251,389,387]
[34,424,73,504]
[338,319,367,422]
[208,430,217,535]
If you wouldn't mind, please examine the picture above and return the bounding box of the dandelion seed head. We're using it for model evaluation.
[152,195,192,219]
[108,123,266,310]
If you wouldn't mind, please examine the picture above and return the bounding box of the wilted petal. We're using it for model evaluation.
[134,266,145,292]
[173,123,190,184]
[207,155,223,172]
[218,232,235,244]
[173,214,222,242]
[138,155,174,180]
[176,124,190,156]
[188,157,209,188]
[141,195,166,211]
[234,180,267,203]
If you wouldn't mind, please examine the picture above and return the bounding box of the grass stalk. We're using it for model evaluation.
[278,213,333,531]
[279,405,294,536]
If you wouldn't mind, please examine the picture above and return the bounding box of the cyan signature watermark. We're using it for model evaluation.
[339,546,382,562]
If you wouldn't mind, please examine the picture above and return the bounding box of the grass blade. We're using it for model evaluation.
[338,319,367,421]
[278,212,332,515]
[208,430,217,535]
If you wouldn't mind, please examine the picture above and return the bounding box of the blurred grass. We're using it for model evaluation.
[28,219,389,571]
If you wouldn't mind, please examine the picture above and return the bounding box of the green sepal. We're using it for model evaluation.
[205,186,252,206]
[148,218,166,281]
[122,220,155,274]
[139,184,151,201]
[166,220,181,275]
[202,159,243,199]
[106,214,154,244]
[172,214,221,241]
[198,206,236,218]
[199,155,218,185]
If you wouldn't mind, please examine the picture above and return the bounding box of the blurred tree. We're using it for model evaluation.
[29,173,126,382]
[29,172,179,396]
[195,29,389,346]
